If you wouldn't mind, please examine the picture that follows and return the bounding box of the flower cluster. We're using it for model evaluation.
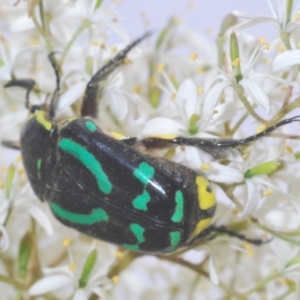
[1,0,300,299]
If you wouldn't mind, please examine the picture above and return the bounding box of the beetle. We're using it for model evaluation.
[3,33,300,253]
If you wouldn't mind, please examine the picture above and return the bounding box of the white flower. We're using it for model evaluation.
[203,40,289,118]
[272,49,300,71]
[233,0,300,34]
[29,253,112,299]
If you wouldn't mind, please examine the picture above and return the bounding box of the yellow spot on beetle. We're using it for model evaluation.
[151,134,177,140]
[109,132,127,140]
[196,176,216,210]
[190,218,212,240]
[35,111,52,131]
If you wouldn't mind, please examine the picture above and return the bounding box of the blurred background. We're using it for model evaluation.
[113,0,274,41]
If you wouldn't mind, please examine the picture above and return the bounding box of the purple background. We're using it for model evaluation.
[114,1,274,41]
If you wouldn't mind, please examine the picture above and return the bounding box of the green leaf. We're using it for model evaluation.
[79,249,98,288]
[6,164,16,198]
[244,161,281,178]
[18,232,32,280]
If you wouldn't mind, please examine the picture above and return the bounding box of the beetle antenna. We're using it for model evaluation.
[237,115,300,145]
[89,31,152,84]
[48,52,61,120]
[4,79,35,109]
[81,31,152,117]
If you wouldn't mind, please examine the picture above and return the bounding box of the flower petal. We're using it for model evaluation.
[206,163,244,184]
[272,50,300,72]
[203,81,229,119]
[239,180,260,216]
[58,82,87,110]
[29,274,72,295]
[239,78,270,113]
[73,289,87,300]
[177,79,199,119]
[208,255,219,285]
[142,117,185,137]
[265,210,300,231]
[25,204,54,236]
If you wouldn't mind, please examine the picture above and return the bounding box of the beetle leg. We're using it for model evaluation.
[81,31,152,118]
[2,140,20,150]
[48,53,61,120]
[191,225,270,246]
[4,79,35,109]
[137,116,300,158]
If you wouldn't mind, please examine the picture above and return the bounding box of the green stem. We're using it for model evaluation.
[60,19,91,65]
[242,270,281,296]
[38,0,46,31]
[230,112,248,133]
[31,7,53,53]
[107,251,142,279]
[0,274,26,289]
[280,32,292,50]
[159,256,208,277]
[273,95,300,123]
[30,219,43,281]
[252,218,300,247]
[234,85,267,124]
[285,0,293,25]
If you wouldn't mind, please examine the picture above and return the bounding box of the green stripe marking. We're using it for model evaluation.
[122,223,145,251]
[59,138,112,194]
[132,190,151,211]
[85,120,97,132]
[133,162,155,185]
[130,223,145,243]
[122,244,140,251]
[171,190,184,223]
[168,231,181,252]
[37,158,42,180]
[50,202,109,225]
